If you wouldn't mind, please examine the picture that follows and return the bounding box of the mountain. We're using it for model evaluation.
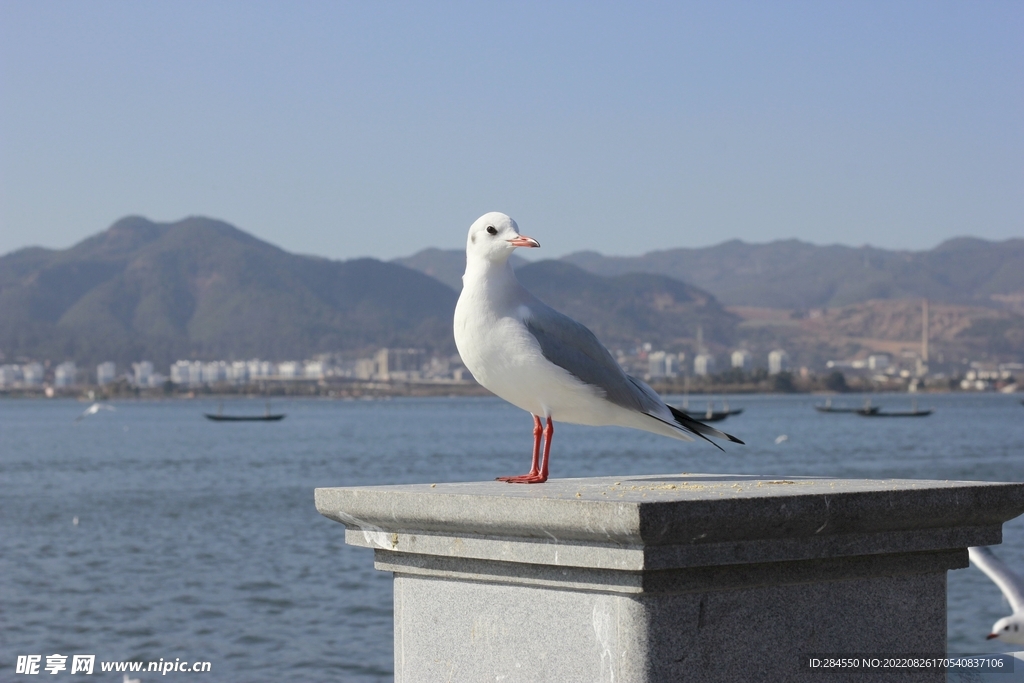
[560,237,1024,310]
[515,261,738,351]
[392,248,527,291]
[0,216,460,368]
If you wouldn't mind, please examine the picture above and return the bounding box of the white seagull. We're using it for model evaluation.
[969,546,1024,644]
[75,402,116,422]
[453,211,742,483]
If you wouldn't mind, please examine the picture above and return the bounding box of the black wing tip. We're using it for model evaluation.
[668,405,743,448]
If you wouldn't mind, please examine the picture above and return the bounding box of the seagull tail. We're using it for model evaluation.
[667,405,745,449]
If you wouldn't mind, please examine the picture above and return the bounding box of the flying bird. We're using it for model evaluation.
[75,402,116,422]
[969,545,1024,644]
[453,211,742,483]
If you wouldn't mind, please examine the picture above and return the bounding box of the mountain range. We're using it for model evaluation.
[2,216,1022,371]
[397,237,1024,311]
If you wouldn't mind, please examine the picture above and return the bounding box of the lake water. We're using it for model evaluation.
[2,393,1024,681]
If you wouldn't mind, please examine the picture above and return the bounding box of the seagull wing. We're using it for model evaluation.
[522,298,740,446]
[970,546,1024,613]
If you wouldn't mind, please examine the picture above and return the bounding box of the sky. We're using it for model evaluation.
[1,1,1021,262]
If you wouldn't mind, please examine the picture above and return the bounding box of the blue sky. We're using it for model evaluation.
[1,1,1020,261]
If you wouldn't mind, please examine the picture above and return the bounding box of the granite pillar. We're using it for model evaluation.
[315,474,1024,682]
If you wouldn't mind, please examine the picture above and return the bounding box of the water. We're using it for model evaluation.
[2,393,1023,681]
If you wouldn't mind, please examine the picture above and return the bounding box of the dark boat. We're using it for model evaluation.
[815,398,880,414]
[204,401,286,422]
[856,399,932,418]
[680,400,742,422]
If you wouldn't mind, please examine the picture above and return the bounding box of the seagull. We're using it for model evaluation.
[969,545,1024,644]
[75,402,116,422]
[453,211,742,483]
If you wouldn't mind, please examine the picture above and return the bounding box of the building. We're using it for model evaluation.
[731,350,752,370]
[375,348,425,381]
[170,360,203,386]
[22,362,44,386]
[54,362,77,387]
[768,349,788,375]
[0,365,22,388]
[867,355,890,371]
[694,353,715,377]
[648,351,678,379]
[96,362,116,386]
[133,361,154,387]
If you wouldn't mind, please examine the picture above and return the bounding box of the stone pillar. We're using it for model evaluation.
[315,474,1024,683]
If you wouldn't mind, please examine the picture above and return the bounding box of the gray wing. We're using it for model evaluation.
[523,300,663,415]
[970,546,1024,613]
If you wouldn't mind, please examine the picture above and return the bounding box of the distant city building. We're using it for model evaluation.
[22,362,44,386]
[694,353,715,377]
[731,350,752,370]
[201,361,227,384]
[170,360,203,386]
[768,349,788,375]
[304,360,325,380]
[97,362,116,386]
[354,358,376,380]
[54,361,77,387]
[375,348,424,381]
[648,351,678,379]
[133,361,154,387]
[228,361,249,384]
[278,361,301,379]
[867,354,890,371]
[0,364,22,388]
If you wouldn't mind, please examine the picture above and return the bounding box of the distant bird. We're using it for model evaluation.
[775,434,789,444]
[969,546,1024,644]
[453,212,742,483]
[75,402,116,422]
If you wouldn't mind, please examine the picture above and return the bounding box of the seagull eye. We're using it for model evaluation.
[486,226,497,235]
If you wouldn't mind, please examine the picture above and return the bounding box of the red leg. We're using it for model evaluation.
[498,415,549,484]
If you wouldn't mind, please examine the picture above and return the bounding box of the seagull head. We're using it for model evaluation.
[987,615,1024,644]
[466,212,539,264]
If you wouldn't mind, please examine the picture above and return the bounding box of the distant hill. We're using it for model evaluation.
[392,248,527,291]
[515,261,738,352]
[560,237,1024,310]
[0,216,460,368]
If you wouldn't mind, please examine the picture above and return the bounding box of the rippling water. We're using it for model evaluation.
[2,393,1023,681]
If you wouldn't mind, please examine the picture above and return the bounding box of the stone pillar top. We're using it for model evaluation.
[315,474,1024,571]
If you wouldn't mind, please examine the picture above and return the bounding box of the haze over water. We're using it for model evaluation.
[2,393,1023,681]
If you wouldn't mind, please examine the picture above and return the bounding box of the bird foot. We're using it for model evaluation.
[497,473,548,484]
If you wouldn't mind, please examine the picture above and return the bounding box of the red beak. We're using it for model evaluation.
[508,235,540,248]
[987,633,999,639]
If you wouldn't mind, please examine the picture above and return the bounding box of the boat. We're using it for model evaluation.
[856,399,933,418]
[815,398,880,414]
[204,401,286,422]
[680,400,743,422]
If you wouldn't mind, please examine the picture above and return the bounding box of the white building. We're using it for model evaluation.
[170,360,203,386]
[133,361,154,387]
[278,361,301,379]
[648,351,678,379]
[694,353,715,377]
[97,362,116,386]
[731,350,752,370]
[54,361,77,387]
[201,361,227,384]
[227,361,249,384]
[304,360,325,379]
[22,362,44,386]
[375,348,425,381]
[867,354,890,371]
[768,349,788,375]
[0,365,22,388]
